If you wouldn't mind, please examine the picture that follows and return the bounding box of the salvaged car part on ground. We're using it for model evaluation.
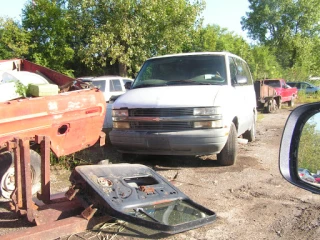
[1,138,215,239]
[279,102,320,194]
[70,163,216,234]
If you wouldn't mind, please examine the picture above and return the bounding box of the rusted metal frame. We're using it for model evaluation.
[8,138,35,221]
[35,135,51,203]
[2,135,109,237]
[33,197,84,225]
[20,138,35,222]
[81,204,97,220]
[10,139,24,213]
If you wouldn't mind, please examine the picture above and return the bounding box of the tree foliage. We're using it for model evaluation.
[22,0,74,75]
[67,0,205,76]
[1,0,320,82]
[242,0,320,44]
[0,17,31,59]
[250,45,282,80]
[241,0,320,79]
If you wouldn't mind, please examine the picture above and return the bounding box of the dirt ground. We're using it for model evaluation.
[2,105,320,240]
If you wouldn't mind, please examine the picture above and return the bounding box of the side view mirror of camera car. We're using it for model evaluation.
[279,102,320,194]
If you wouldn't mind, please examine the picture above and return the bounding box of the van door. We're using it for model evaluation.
[229,57,254,135]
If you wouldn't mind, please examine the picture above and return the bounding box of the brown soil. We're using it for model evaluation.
[1,105,320,239]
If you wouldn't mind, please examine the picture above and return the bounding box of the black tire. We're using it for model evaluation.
[288,97,294,107]
[0,150,41,199]
[217,123,237,166]
[243,114,256,142]
[265,99,277,113]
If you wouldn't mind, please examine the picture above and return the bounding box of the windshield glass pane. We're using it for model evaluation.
[91,80,106,92]
[133,55,227,88]
[126,199,209,225]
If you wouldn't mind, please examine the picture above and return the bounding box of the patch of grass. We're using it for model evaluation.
[257,112,264,121]
[50,143,106,170]
[296,91,320,104]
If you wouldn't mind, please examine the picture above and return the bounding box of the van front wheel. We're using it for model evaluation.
[217,123,237,166]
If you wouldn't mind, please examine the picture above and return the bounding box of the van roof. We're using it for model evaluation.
[148,52,243,61]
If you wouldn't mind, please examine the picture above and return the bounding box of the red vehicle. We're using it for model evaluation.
[254,78,298,113]
[0,59,106,199]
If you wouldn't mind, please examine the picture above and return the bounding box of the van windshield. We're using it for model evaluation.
[132,55,227,89]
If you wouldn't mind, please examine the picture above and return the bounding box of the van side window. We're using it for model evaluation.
[234,59,246,83]
[110,79,122,92]
[229,57,237,84]
[240,61,253,85]
[229,57,253,85]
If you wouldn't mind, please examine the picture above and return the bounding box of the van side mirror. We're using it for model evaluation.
[279,102,320,194]
[124,82,132,90]
[235,75,248,84]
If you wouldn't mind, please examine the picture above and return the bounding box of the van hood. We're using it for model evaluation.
[113,85,223,108]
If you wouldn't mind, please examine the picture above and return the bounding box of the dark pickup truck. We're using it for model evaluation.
[254,78,298,113]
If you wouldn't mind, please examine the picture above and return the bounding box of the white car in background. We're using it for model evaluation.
[79,75,133,129]
[88,75,133,102]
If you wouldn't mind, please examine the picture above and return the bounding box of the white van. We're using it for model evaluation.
[110,52,256,166]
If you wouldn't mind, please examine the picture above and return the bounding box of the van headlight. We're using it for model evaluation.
[194,120,223,128]
[113,122,130,129]
[112,109,128,117]
[193,107,222,115]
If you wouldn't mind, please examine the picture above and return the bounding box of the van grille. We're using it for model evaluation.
[128,108,194,130]
[129,108,194,117]
[130,121,193,130]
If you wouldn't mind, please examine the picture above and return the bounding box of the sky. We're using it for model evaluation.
[0,0,250,39]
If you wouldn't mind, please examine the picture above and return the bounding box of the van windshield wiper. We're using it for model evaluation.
[133,83,165,89]
[167,79,196,85]
[167,80,218,85]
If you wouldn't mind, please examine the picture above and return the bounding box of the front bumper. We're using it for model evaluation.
[109,128,228,155]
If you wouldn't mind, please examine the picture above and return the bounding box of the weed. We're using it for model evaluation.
[296,91,320,104]
[50,143,107,170]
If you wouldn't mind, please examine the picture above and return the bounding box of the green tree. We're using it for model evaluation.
[67,0,205,76]
[0,17,31,59]
[183,24,218,52]
[185,24,253,63]
[250,45,282,80]
[242,0,320,44]
[241,0,320,72]
[22,0,74,76]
